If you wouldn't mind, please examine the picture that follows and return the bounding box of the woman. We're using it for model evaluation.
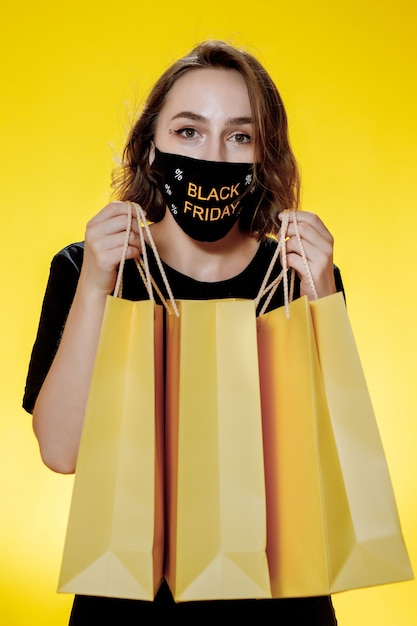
[24,40,341,624]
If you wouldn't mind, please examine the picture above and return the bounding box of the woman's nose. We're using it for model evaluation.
[200,138,226,162]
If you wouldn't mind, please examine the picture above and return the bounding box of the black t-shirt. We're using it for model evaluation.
[23,238,343,624]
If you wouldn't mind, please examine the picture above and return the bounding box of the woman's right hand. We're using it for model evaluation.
[79,201,142,297]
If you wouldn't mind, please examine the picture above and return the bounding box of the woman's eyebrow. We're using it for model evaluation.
[170,111,206,122]
[170,111,252,126]
[226,116,252,126]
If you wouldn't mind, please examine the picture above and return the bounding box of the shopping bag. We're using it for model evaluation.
[165,298,271,602]
[58,297,164,599]
[310,291,414,592]
[257,210,413,597]
[58,204,164,600]
[258,294,346,597]
[258,295,413,597]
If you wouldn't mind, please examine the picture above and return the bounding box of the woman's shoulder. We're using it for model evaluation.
[51,241,84,271]
[42,242,85,303]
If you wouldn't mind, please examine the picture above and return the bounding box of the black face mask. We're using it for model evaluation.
[151,148,260,242]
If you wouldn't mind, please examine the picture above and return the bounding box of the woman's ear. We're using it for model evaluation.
[149,141,155,165]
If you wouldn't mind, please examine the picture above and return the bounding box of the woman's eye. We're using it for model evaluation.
[230,132,251,144]
[174,127,198,139]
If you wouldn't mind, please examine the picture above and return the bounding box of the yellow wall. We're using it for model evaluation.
[1,0,416,623]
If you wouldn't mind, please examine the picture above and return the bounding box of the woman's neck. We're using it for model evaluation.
[148,211,260,283]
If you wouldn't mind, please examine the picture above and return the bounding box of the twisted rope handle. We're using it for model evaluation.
[292,212,318,301]
[113,205,317,318]
[134,202,154,302]
[256,210,318,318]
[255,210,291,316]
[112,201,179,317]
[113,204,133,298]
[131,202,179,317]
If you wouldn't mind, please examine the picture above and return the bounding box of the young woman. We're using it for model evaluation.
[24,39,342,624]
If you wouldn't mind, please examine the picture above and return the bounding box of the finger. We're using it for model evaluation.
[283,250,315,293]
[280,210,324,227]
[85,225,142,265]
[280,210,333,246]
[285,234,332,262]
[87,201,137,228]
[86,213,141,248]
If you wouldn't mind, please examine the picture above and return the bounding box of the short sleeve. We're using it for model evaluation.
[333,265,345,299]
[22,243,84,413]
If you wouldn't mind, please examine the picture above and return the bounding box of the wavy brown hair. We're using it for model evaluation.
[112,40,300,239]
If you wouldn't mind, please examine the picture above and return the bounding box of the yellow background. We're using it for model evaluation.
[1,0,416,623]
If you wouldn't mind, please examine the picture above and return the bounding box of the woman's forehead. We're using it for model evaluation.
[161,67,251,118]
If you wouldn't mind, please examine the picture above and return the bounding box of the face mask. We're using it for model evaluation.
[151,148,260,242]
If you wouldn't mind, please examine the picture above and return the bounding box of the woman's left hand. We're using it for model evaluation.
[279,210,337,300]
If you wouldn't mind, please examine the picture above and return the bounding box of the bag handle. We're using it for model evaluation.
[114,205,317,319]
[255,210,318,318]
[113,201,179,317]
[291,210,318,301]
[113,203,134,298]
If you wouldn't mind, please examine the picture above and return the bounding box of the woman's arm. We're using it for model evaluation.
[32,202,141,474]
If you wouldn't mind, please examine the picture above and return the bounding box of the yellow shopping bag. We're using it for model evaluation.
[58,204,165,600]
[258,294,413,597]
[258,294,346,597]
[310,291,414,592]
[257,210,413,597]
[165,298,271,602]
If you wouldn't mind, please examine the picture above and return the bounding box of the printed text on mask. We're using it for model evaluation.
[183,182,241,221]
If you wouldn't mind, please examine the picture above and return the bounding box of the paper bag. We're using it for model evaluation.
[257,293,413,598]
[58,296,164,600]
[310,292,413,592]
[165,298,271,602]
